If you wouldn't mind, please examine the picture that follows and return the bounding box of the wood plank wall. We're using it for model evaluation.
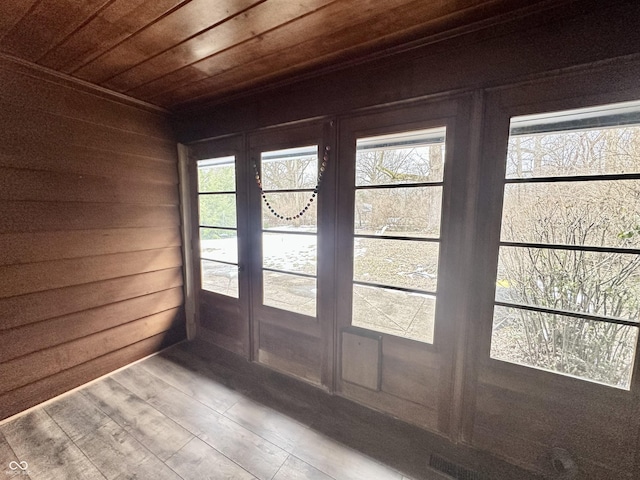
[0,55,185,421]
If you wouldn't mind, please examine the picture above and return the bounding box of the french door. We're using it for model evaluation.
[335,97,476,435]
[189,97,477,439]
[247,121,334,386]
[190,122,334,385]
[189,135,251,355]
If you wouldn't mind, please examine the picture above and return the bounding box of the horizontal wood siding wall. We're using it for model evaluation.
[0,56,185,421]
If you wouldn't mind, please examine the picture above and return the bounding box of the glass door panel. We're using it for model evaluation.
[196,156,239,298]
[351,126,446,344]
[258,145,320,317]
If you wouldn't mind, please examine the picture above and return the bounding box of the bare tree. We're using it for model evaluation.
[261,154,318,229]
[493,126,640,387]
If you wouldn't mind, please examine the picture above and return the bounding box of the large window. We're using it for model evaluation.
[490,100,640,389]
[197,155,239,297]
[351,127,446,343]
[260,145,319,317]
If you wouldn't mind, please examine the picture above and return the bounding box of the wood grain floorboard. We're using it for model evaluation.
[0,410,105,480]
[73,420,152,480]
[112,363,288,479]
[161,344,323,426]
[113,454,182,480]
[166,437,256,480]
[0,430,32,480]
[44,391,111,442]
[273,455,336,480]
[110,364,228,437]
[291,428,403,480]
[223,398,313,452]
[0,342,497,480]
[198,415,288,480]
[111,364,288,480]
[136,352,240,413]
[83,377,193,461]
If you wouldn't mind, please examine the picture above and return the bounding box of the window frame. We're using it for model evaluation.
[474,76,640,393]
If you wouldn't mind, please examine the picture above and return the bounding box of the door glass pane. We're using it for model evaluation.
[262,192,317,232]
[201,260,238,297]
[262,232,317,275]
[259,144,320,317]
[200,228,237,264]
[354,238,438,292]
[354,187,442,237]
[199,194,237,228]
[197,156,236,192]
[263,271,316,317]
[356,127,446,185]
[352,127,446,343]
[261,145,318,190]
[352,285,435,343]
[196,155,239,298]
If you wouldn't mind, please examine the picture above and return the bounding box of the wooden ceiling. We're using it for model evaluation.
[0,0,573,111]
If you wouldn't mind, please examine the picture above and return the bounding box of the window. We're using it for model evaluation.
[351,127,446,343]
[259,145,319,317]
[490,100,640,389]
[197,155,239,297]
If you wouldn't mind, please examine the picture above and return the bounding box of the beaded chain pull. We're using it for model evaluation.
[253,145,329,221]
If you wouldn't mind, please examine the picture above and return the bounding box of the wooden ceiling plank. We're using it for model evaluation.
[171,0,556,109]
[0,0,588,109]
[104,0,338,93]
[128,67,210,102]
[38,0,188,73]
[72,0,263,85]
[197,1,497,99]
[129,0,412,102]
[0,0,113,61]
[155,0,495,107]
[0,0,41,43]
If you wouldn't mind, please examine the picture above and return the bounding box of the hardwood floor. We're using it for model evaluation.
[0,341,454,480]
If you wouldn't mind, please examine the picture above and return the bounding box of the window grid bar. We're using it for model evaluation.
[355,234,440,242]
[262,229,317,236]
[262,188,316,194]
[263,267,317,279]
[504,172,640,184]
[199,225,237,231]
[201,258,238,267]
[197,190,236,195]
[353,280,436,296]
[494,300,639,328]
[499,241,640,256]
[355,181,443,190]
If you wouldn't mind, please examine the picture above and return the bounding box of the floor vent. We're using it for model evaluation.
[429,454,487,480]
